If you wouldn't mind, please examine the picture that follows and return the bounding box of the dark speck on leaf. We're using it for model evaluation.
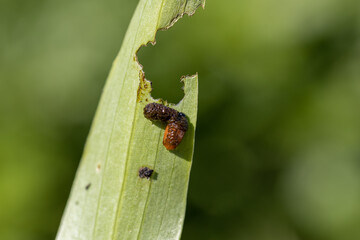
[138,167,154,179]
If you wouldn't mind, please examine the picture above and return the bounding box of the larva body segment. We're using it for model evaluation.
[143,103,188,150]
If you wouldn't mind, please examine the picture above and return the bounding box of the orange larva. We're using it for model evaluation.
[144,103,188,150]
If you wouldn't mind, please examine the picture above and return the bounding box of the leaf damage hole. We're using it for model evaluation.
[136,12,203,104]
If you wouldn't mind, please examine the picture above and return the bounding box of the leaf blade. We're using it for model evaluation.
[56,0,203,239]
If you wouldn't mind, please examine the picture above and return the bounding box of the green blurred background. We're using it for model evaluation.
[1,0,360,239]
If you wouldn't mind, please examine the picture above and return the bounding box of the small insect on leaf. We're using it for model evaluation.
[138,167,154,179]
[143,103,188,150]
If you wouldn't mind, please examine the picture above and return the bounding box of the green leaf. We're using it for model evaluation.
[56,0,205,239]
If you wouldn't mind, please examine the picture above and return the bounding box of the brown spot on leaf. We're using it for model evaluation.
[137,71,152,102]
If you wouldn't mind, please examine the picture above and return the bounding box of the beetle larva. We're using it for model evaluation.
[144,103,188,150]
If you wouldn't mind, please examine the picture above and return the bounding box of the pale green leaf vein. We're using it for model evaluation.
[92,2,148,238]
